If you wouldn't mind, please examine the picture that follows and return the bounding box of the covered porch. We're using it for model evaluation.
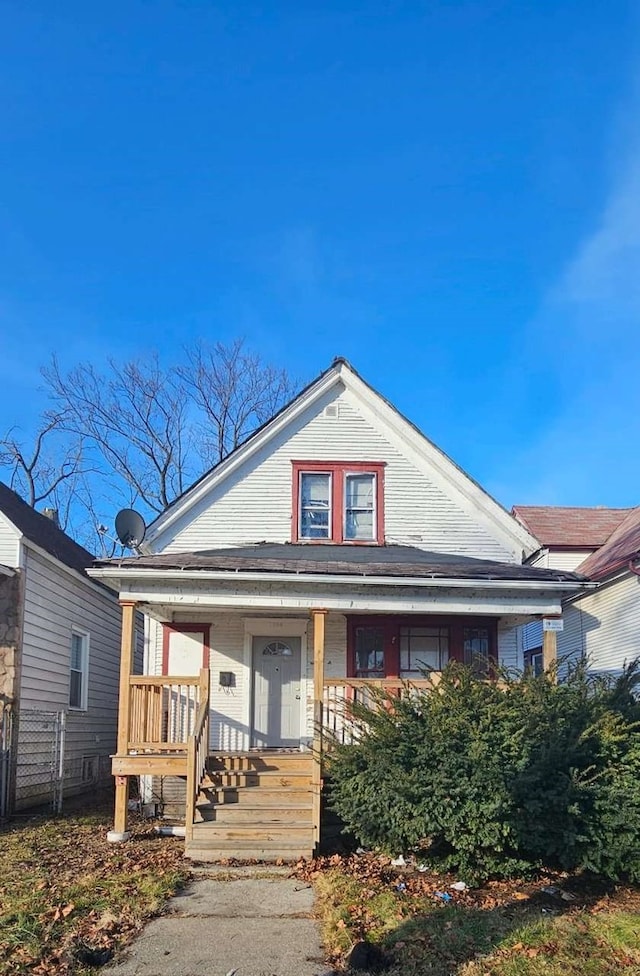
[89,544,584,858]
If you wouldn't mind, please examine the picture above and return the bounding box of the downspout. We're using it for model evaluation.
[629,553,640,578]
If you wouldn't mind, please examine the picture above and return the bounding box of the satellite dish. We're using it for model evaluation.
[115,509,146,549]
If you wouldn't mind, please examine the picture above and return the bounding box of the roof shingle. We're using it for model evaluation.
[0,481,95,576]
[512,505,632,548]
[95,542,585,584]
[576,508,640,581]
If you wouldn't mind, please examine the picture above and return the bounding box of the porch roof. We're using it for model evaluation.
[94,542,585,584]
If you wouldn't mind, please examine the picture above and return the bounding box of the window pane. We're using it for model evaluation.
[464,627,490,675]
[400,626,449,673]
[300,473,331,539]
[355,626,384,676]
[71,633,84,670]
[70,669,82,709]
[344,474,375,541]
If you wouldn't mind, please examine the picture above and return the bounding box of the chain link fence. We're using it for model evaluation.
[14,709,66,813]
[0,700,13,820]
[0,708,111,817]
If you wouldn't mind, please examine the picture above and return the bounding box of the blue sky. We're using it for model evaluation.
[1,0,639,509]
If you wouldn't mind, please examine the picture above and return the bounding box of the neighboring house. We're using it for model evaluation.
[513,505,640,676]
[0,482,128,815]
[90,359,586,860]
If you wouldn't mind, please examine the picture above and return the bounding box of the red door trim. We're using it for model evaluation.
[161,623,211,674]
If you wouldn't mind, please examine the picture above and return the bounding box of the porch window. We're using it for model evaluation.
[299,472,331,539]
[400,626,449,675]
[344,473,375,540]
[69,630,89,709]
[463,627,491,675]
[354,625,385,677]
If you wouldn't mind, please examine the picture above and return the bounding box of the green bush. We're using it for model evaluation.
[326,660,640,882]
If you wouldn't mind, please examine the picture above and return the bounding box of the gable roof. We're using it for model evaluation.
[145,358,540,556]
[0,481,95,576]
[576,507,640,581]
[512,505,633,549]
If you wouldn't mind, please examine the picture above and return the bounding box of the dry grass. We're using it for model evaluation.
[302,854,640,975]
[0,802,190,974]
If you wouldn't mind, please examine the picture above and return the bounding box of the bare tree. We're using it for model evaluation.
[42,355,194,515]
[37,341,298,532]
[0,415,87,528]
[178,339,297,465]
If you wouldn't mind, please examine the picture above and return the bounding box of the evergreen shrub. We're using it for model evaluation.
[326,660,640,882]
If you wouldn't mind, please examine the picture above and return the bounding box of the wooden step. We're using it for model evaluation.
[204,770,312,789]
[192,822,314,842]
[201,784,313,804]
[195,802,313,824]
[186,845,314,862]
[208,753,313,774]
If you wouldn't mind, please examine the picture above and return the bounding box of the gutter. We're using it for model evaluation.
[87,566,591,592]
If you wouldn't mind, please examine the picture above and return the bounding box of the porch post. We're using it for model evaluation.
[108,600,137,843]
[311,609,327,852]
[542,627,557,676]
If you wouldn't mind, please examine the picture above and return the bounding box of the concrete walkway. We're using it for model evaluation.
[106,868,334,976]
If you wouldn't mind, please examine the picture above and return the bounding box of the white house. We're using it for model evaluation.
[90,359,586,860]
[0,481,129,815]
[513,505,640,675]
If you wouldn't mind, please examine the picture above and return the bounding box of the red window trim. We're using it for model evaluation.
[291,460,385,544]
[346,615,498,677]
[162,623,211,675]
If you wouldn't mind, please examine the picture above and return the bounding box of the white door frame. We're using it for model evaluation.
[243,617,309,748]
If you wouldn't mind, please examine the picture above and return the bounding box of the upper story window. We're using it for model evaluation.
[293,461,385,544]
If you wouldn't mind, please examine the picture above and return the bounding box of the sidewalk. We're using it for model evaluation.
[106,867,334,976]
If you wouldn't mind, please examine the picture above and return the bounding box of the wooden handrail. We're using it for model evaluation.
[185,669,210,842]
[323,677,439,688]
[128,675,201,687]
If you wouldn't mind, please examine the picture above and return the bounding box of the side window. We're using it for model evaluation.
[70,630,89,709]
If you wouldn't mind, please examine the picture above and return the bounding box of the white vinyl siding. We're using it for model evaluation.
[557,572,640,676]
[16,547,122,799]
[156,384,518,562]
[0,514,20,567]
[497,620,521,672]
[547,550,594,572]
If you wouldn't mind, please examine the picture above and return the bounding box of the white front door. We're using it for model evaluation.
[252,636,302,748]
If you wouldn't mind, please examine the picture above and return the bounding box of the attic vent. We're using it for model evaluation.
[324,404,339,419]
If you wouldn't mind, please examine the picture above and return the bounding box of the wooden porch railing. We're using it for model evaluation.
[127,672,209,753]
[322,676,440,746]
[185,669,211,842]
